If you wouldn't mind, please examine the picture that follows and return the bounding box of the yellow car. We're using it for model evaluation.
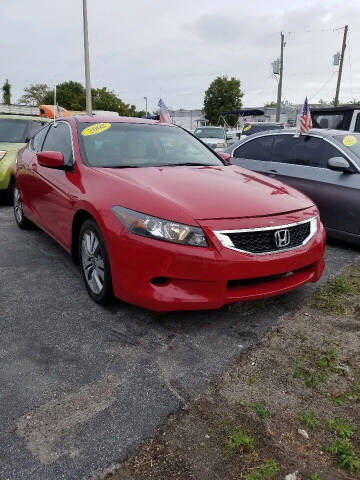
[0,115,50,202]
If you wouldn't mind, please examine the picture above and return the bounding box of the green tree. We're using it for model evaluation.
[2,79,11,105]
[203,75,243,126]
[20,83,50,106]
[128,104,146,117]
[91,87,129,115]
[265,101,277,107]
[43,81,86,110]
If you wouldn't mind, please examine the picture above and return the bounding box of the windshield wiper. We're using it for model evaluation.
[159,162,210,167]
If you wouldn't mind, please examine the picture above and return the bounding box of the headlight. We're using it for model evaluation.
[217,143,226,148]
[112,206,208,247]
[0,151,6,161]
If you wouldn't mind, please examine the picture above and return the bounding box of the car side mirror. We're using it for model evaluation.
[219,152,231,164]
[37,151,67,170]
[327,156,353,173]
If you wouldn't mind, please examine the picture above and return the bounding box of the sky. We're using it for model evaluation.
[2,0,359,112]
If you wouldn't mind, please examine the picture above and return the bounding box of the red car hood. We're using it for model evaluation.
[95,165,313,224]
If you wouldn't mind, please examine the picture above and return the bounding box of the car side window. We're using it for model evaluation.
[30,125,50,153]
[273,135,344,168]
[272,135,295,163]
[292,136,343,168]
[354,113,360,133]
[42,122,73,165]
[233,136,273,161]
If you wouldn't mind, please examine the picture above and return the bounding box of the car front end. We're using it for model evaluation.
[0,143,25,194]
[106,205,325,311]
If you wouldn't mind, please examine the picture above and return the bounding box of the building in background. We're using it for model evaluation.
[169,109,206,130]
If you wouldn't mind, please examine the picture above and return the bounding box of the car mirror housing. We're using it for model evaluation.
[327,156,353,173]
[37,151,67,169]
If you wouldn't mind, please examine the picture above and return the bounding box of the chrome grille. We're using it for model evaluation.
[214,218,316,255]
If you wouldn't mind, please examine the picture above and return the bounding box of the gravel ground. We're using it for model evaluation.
[0,204,359,479]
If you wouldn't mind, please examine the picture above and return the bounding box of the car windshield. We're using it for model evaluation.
[334,134,360,163]
[0,119,28,143]
[78,122,224,168]
[194,128,225,139]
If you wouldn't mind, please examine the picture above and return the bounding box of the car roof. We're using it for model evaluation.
[0,114,50,122]
[225,128,356,153]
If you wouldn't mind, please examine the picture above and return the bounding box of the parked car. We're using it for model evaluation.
[193,126,227,152]
[226,129,360,244]
[311,105,360,132]
[12,116,325,311]
[0,115,50,202]
[240,122,285,138]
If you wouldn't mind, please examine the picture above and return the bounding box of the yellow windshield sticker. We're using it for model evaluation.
[243,125,251,132]
[81,123,111,136]
[343,135,357,147]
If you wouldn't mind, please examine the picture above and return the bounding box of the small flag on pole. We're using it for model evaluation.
[158,98,172,124]
[300,97,312,135]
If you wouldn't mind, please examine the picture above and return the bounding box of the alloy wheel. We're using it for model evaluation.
[14,186,23,224]
[81,230,105,295]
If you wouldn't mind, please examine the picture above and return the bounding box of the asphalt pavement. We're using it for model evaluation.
[0,204,359,480]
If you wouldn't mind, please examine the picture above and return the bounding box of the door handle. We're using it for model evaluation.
[266,169,278,176]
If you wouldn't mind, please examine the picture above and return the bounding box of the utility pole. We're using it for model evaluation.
[82,0,92,115]
[144,96,148,117]
[276,32,285,122]
[334,25,348,107]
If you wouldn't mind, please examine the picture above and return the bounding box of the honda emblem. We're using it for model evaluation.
[274,229,290,248]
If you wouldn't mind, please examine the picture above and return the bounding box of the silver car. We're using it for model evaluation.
[225,129,360,244]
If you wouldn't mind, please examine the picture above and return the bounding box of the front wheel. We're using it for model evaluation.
[13,182,32,229]
[79,219,113,305]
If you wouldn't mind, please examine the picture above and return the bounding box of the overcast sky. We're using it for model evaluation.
[2,0,359,112]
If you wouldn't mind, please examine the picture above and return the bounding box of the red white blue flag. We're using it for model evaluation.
[158,98,172,124]
[300,97,312,135]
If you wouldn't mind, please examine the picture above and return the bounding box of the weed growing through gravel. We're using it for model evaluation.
[312,272,360,315]
[226,427,254,453]
[308,474,323,480]
[330,380,360,405]
[245,459,280,480]
[326,417,357,439]
[251,402,270,420]
[301,411,319,430]
[324,438,360,472]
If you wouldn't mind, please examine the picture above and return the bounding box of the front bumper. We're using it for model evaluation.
[0,153,15,191]
[107,209,326,311]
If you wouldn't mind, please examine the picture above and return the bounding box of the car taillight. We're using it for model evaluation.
[0,151,6,160]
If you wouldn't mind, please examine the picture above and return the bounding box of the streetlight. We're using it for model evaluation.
[144,96,148,117]
[82,0,92,115]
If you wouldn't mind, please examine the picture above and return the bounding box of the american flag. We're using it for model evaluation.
[300,97,312,135]
[158,98,172,124]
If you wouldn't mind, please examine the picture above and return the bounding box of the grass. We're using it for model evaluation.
[324,438,360,472]
[226,427,254,453]
[308,474,323,480]
[326,417,357,439]
[251,402,270,420]
[245,459,280,480]
[312,272,360,315]
[301,411,319,430]
[330,380,360,405]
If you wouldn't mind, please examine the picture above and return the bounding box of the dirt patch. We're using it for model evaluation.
[17,375,121,464]
[102,264,360,480]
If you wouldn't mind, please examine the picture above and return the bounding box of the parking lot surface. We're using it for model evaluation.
[0,204,358,479]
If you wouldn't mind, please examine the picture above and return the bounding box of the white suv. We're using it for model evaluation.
[194,126,227,152]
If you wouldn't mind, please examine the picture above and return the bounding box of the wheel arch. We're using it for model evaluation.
[71,209,95,263]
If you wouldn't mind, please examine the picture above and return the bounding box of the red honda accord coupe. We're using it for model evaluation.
[12,116,325,311]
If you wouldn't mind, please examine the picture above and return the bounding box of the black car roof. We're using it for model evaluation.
[224,128,357,153]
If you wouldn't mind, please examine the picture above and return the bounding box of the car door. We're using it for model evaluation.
[29,121,76,247]
[19,125,50,220]
[231,135,274,174]
[263,134,360,234]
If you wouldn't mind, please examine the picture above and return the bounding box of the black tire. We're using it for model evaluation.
[79,219,113,305]
[13,181,33,229]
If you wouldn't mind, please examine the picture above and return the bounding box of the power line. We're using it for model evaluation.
[308,72,336,101]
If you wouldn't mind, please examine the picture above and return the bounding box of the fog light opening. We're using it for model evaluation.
[151,277,170,286]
